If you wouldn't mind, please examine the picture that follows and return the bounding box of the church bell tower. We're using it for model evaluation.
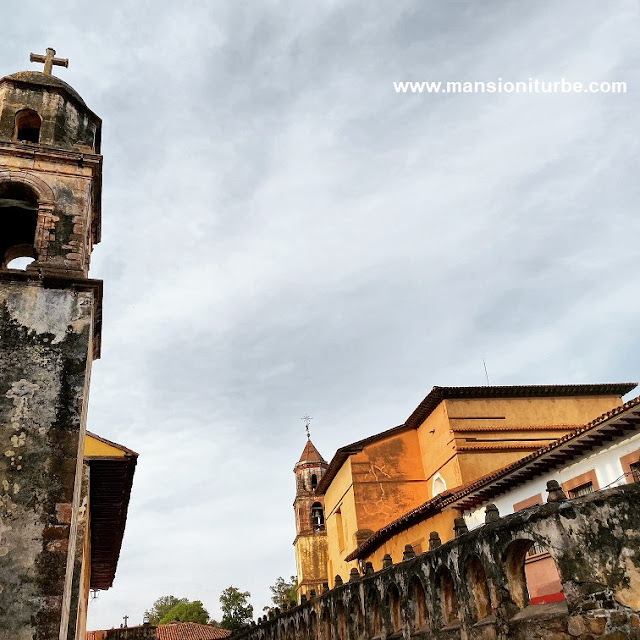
[293,434,329,602]
[0,50,103,639]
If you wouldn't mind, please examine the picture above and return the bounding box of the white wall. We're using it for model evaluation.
[465,430,640,530]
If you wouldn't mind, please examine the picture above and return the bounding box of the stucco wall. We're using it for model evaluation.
[466,430,640,530]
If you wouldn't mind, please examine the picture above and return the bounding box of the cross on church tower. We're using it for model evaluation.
[30,48,69,75]
[301,415,313,439]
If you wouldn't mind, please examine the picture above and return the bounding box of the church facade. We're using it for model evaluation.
[293,383,636,595]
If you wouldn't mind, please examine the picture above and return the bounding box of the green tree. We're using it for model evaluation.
[266,576,297,610]
[219,586,254,631]
[159,600,209,624]
[145,596,210,625]
[145,596,187,625]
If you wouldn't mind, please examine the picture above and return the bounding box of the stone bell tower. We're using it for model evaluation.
[0,49,103,640]
[293,436,329,602]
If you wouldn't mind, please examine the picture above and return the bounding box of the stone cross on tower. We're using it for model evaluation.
[30,48,69,75]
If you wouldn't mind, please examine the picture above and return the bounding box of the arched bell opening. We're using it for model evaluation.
[311,503,325,531]
[14,109,42,144]
[0,182,39,269]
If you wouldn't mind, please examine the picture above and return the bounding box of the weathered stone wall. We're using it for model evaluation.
[0,74,100,151]
[234,483,640,640]
[0,279,97,640]
[0,153,102,276]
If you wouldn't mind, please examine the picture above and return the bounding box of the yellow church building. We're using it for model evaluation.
[293,382,635,596]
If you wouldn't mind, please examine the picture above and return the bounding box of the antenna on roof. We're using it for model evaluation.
[483,360,490,386]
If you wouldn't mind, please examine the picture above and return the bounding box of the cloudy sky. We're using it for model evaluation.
[3,0,640,629]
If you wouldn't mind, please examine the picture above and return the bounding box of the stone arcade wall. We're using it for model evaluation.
[234,482,640,640]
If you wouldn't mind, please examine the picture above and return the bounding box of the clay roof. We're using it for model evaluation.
[86,624,230,640]
[404,383,637,431]
[316,383,637,494]
[345,394,640,561]
[297,439,326,464]
[156,623,230,640]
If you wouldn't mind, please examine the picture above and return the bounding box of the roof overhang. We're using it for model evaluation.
[86,434,138,590]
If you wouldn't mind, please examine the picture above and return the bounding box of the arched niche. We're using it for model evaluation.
[466,555,492,621]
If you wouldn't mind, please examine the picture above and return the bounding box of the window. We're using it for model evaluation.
[527,542,547,557]
[513,495,545,557]
[562,470,599,498]
[513,494,542,512]
[311,474,318,490]
[568,482,594,499]
[335,508,345,551]
[311,503,325,531]
[14,109,42,143]
[432,474,446,497]
[620,450,640,484]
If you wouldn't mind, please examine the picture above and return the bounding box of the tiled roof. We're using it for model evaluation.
[404,383,638,431]
[157,623,231,640]
[450,423,577,432]
[345,394,640,561]
[297,439,326,464]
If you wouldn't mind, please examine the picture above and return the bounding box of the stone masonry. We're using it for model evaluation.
[232,482,640,640]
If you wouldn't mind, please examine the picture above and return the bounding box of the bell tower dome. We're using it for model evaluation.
[0,49,102,276]
[293,437,329,602]
[0,50,103,639]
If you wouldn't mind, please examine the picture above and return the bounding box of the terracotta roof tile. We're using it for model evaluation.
[297,439,326,464]
[156,622,231,640]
